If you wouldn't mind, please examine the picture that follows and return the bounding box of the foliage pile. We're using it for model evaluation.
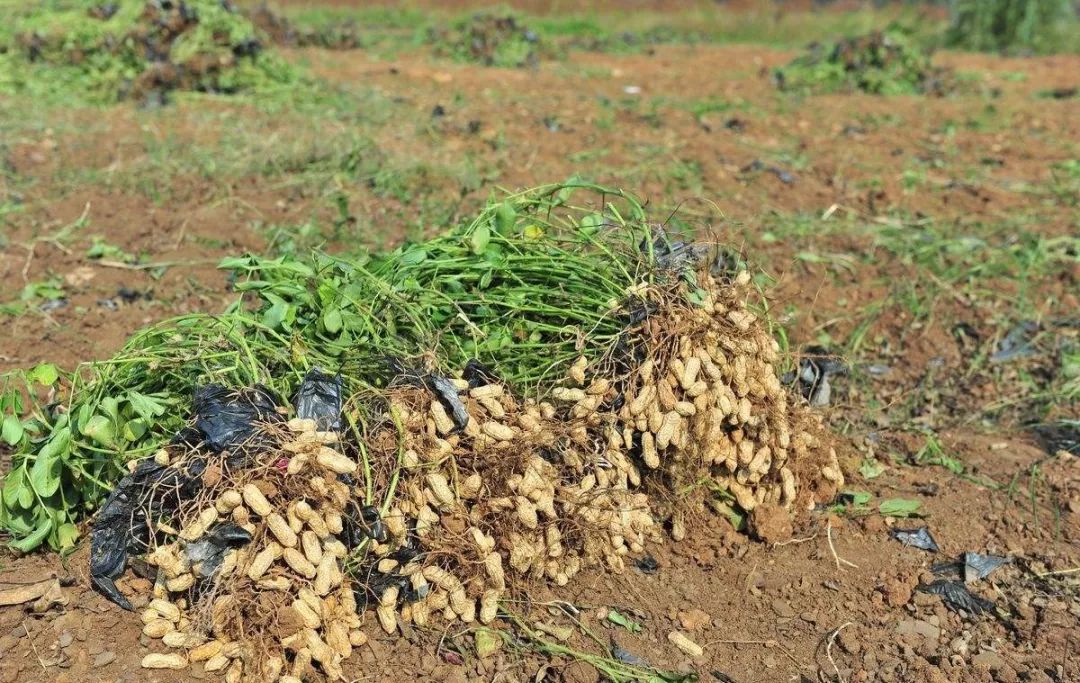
[226,184,655,387]
[118,347,839,680]
[945,0,1078,54]
[0,183,640,552]
[0,184,840,564]
[0,0,297,103]
[428,12,544,68]
[246,3,362,50]
[82,246,844,680]
[775,27,952,95]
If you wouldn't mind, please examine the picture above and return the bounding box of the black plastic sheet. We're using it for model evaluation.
[782,345,847,406]
[919,580,994,615]
[612,643,649,668]
[91,383,284,609]
[185,524,253,578]
[89,458,201,610]
[292,367,343,430]
[891,527,940,553]
[425,374,470,431]
[189,383,280,453]
[462,359,502,389]
[634,554,659,574]
[640,227,714,273]
[1030,420,1080,456]
[963,552,1009,583]
[384,358,470,432]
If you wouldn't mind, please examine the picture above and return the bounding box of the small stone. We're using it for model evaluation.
[838,626,861,654]
[972,649,1006,671]
[678,609,711,632]
[58,631,74,648]
[748,504,793,544]
[949,637,969,656]
[896,619,940,641]
[770,599,795,618]
[93,651,116,668]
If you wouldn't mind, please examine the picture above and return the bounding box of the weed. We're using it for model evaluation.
[86,238,135,263]
[946,0,1078,54]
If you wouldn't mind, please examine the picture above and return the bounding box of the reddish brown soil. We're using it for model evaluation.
[1,12,1078,683]
[1,436,1076,683]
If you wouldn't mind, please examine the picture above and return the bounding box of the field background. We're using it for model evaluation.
[0,1,1077,682]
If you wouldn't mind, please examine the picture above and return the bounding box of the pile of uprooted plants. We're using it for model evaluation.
[0,183,844,681]
[0,0,297,103]
[774,26,955,96]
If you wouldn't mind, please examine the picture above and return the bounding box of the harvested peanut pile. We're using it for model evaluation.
[353,267,844,639]
[555,268,845,533]
[358,375,659,635]
[137,419,365,682]
[117,265,843,682]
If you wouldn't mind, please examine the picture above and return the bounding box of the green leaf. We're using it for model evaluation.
[217,255,254,270]
[122,418,147,442]
[323,308,343,335]
[879,498,923,518]
[126,391,167,422]
[858,458,885,479]
[2,467,26,508]
[839,490,872,506]
[81,415,116,449]
[55,522,79,551]
[17,480,34,509]
[9,514,53,552]
[579,212,604,236]
[30,445,63,498]
[400,248,427,266]
[556,178,580,204]
[522,224,545,240]
[99,397,120,422]
[3,504,36,534]
[0,387,24,414]
[606,609,642,633]
[710,498,746,530]
[493,201,517,235]
[264,300,289,331]
[27,363,60,386]
[2,414,23,446]
[470,224,491,255]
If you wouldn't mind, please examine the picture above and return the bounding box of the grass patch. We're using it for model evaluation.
[945,0,1079,54]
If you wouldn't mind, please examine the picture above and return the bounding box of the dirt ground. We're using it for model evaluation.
[1,3,1078,683]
